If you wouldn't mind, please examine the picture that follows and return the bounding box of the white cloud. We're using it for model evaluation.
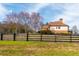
[27,3,49,12]
[0,4,9,21]
[0,4,12,21]
[0,4,8,15]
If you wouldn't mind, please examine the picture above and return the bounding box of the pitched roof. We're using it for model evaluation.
[48,19,68,26]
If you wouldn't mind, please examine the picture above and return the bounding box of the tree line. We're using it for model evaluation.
[0,11,43,34]
[0,11,78,35]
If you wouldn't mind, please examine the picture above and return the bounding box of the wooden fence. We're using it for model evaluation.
[0,33,79,42]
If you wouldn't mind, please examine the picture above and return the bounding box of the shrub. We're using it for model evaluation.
[38,30,54,34]
[56,32,71,35]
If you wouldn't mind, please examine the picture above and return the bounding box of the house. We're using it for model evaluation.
[41,18,69,33]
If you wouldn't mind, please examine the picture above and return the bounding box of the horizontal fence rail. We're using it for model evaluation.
[0,33,79,42]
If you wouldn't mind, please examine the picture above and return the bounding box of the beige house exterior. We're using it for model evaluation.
[41,18,69,33]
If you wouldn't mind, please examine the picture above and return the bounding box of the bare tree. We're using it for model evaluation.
[72,25,79,35]
[18,11,30,33]
[19,12,42,32]
[4,12,19,33]
[30,12,42,32]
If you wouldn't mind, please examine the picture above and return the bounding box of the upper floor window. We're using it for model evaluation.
[56,26,61,29]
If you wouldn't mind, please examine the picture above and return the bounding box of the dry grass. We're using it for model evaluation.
[0,41,79,56]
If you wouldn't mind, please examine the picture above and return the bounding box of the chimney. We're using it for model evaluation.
[59,18,64,23]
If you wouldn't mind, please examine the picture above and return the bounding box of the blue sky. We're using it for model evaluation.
[0,3,79,29]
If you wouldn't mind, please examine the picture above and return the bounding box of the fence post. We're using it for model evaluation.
[70,34,72,42]
[13,33,16,41]
[1,33,3,41]
[40,33,42,41]
[27,32,29,41]
[55,34,57,42]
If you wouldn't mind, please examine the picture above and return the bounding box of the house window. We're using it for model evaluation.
[58,26,60,29]
[56,27,57,29]
[56,26,61,29]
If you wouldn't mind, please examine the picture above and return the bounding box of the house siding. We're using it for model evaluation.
[49,26,68,33]
[50,26,68,30]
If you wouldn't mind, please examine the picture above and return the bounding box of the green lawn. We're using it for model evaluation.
[0,41,79,56]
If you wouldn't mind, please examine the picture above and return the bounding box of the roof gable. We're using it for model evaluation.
[48,19,68,26]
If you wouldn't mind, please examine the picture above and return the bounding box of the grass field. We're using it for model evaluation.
[0,41,79,56]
